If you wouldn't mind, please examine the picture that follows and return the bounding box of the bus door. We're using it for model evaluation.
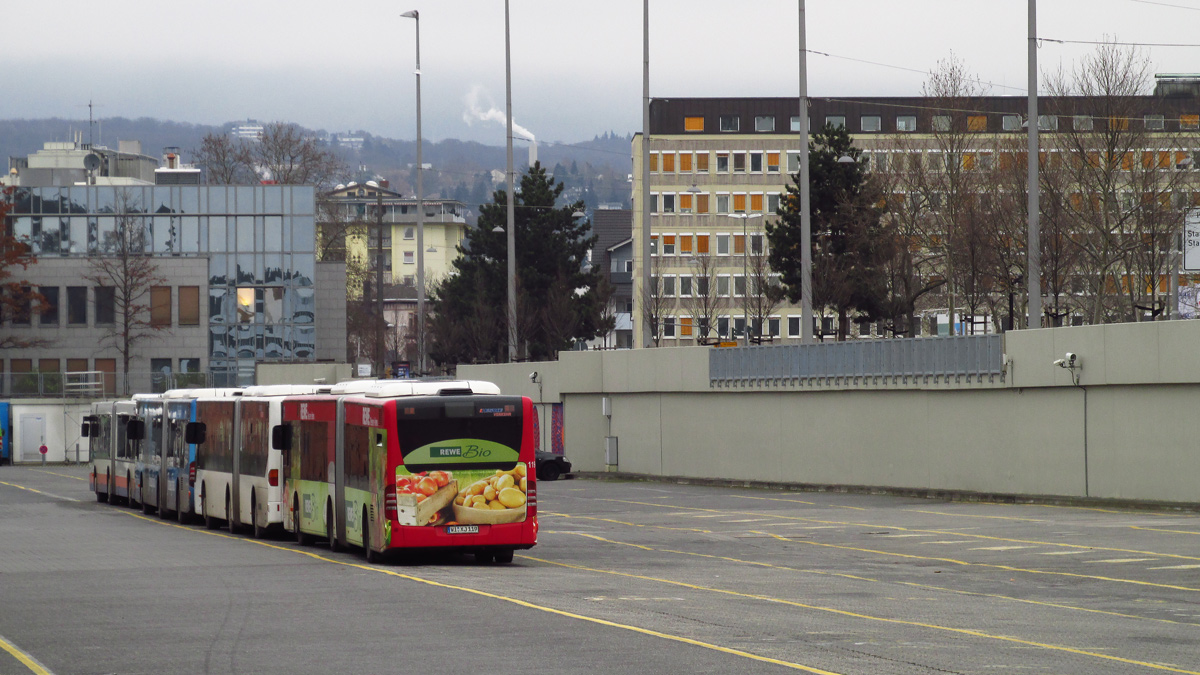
[334,398,347,548]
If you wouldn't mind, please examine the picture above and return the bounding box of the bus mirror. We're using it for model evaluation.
[185,422,207,445]
[80,422,91,437]
[127,419,145,441]
[271,424,292,451]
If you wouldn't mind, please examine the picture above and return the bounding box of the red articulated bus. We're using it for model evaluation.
[279,379,538,564]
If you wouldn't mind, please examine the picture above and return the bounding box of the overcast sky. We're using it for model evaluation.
[5,0,1199,146]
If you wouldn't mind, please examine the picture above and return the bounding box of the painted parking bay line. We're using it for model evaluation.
[0,634,54,675]
[1148,564,1200,570]
[922,540,976,545]
[970,546,1036,551]
[1038,550,1090,555]
[1085,558,1159,564]
[120,512,842,675]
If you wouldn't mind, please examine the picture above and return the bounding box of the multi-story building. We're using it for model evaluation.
[1,140,346,394]
[320,181,468,290]
[633,79,1200,347]
[590,209,633,349]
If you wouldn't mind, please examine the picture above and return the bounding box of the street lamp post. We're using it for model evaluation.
[798,0,814,344]
[401,9,424,375]
[729,213,762,345]
[504,0,517,362]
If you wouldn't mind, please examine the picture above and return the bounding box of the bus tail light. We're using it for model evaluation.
[268,469,279,487]
[384,485,397,521]
[188,462,197,486]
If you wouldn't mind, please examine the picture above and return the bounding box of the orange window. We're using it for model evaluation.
[696,235,710,254]
[1158,151,1171,169]
[679,153,693,172]
[1109,117,1129,131]
[649,154,658,172]
[662,153,675,172]
[650,235,658,254]
[662,235,675,254]
[680,317,693,337]
[679,236,692,254]
[1142,151,1155,169]
[733,235,746,254]
[750,194,764,212]
[962,153,976,170]
[684,116,704,132]
[151,287,171,326]
[767,152,780,171]
[696,153,709,172]
[1182,115,1200,130]
[733,194,747,213]
[1121,152,1133,171]
[1178,151,1191,166]
[998,153,1013,170]
[696,194,710,214]
[679,194,693,212]
[967,116,987,132]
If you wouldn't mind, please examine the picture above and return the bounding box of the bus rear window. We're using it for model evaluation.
[396,396,523,472]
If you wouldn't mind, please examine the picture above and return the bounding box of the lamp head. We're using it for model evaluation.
[401,10,418,19]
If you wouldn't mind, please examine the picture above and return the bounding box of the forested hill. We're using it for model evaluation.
[1,118,631,187]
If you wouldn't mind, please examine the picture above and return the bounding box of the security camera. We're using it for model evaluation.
[529,371,538,383]
[1053,358,1066,368]
[1065,352,1077,367]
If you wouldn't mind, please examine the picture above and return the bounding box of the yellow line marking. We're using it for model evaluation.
[603,498,1200,563]
[524,553,1200,675]
[902,509,1048,522]
[29,469,86,481]
[980,501,1200,518]
[0,481,79,502]
[1132,526,1200,536]
[734,495,867,510]
[548,531,1200,628]
[755,531,1200,593]
[117,512,841,674]
[541,511,714,535]
[0,634,53,675]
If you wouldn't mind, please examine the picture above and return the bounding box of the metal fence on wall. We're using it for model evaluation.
[1,370,213,399]
[709,335,1006,387]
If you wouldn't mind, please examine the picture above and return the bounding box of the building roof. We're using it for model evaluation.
[591,209,632,258]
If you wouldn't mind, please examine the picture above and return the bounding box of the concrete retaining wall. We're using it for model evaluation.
[460,321,1200,505]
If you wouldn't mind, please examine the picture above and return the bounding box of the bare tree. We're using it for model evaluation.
[1044,40,1187,323]
[194,122,347,190]
[193,133,254,184]
[0,190,49,349]
[84,191,167,393]
[639,255,670,347]
[682,254,725,345]
[921,53,991,335]
[249,122,347,189]
[745,244,786,343]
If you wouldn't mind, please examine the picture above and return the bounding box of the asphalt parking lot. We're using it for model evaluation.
[3,464,1200,674]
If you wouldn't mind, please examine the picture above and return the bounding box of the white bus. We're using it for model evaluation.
[132,393,164,514]
[232,384,320,538]
[87,400,138,504]
[192,391,243,530]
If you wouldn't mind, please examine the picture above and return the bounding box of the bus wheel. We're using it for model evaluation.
[104,471,112,504]
[94,473,106,503]
[203,489,218,530]
[294,496,310,546]
[326,502,340,553]
[176,490,187,525]
[252,496,265,540]
[127,473,135,507]
[474,551,494,564]
[226,493,238,535]
[494,548,515,564]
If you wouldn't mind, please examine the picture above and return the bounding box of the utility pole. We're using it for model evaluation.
[376,190,386,378]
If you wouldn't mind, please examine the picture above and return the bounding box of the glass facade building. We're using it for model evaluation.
[8,185,319,385]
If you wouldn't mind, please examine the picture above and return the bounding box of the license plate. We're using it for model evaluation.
[446,525,479,534]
